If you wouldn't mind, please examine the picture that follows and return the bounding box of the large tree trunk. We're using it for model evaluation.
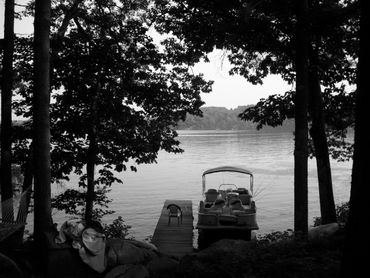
[294,0,310,236]
[308,48,337,225]
[341,0,370,275]
[33,0,53,246]
[1,0,15,222]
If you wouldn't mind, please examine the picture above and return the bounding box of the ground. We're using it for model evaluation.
[1,227,345,278]
[178,229,344,278]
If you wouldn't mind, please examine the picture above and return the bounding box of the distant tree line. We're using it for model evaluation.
[177,106,294,132]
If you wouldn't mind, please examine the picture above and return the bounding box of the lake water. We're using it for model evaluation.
[52,130,352,241]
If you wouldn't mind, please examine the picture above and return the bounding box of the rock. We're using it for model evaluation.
[104,264,149,278]
[178,239,253,278]
[46,246,101,277]
[146,256,179,277]
[106,239,159,267]
[0,252,22,278]
[308,223,340,241]
[126,239,158,253]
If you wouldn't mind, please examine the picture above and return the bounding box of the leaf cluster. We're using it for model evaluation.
[313,202,349,226]
[51,187,114,219]
[154,0,359,162]
[12,0,211,177]
[11,0,212,218]
[240,86,355,161]
[103,216,132,240]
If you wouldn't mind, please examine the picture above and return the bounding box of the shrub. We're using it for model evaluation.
[313,202,349,226]
[103,216,132,240]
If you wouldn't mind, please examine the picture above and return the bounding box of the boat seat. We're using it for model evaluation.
[230,199,244,211]
[236,188,249,195]
[211,199,225,210]
[167,204,182,225]
[205,189,219,203]
[239,194,252,206]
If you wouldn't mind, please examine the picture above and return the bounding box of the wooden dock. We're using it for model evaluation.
[152,200,194,258]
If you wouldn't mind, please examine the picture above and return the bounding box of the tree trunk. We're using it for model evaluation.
[1,0,15,222]
[341,0,370,275]
[308,48,337,225]
[85,129,97,224]
[294,0,309,236]
[85,81,101,224]
[33,0,53,246]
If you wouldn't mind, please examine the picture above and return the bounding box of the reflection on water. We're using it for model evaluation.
[49,130,351,241]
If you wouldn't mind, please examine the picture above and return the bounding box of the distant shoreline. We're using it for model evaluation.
[177,106,294,132]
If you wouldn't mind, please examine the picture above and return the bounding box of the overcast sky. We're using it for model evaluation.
[194,50,292,108]
[1,1,292,109]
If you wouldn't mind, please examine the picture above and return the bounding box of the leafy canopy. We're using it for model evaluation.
[153,0,358,161]
[11,0,212,217]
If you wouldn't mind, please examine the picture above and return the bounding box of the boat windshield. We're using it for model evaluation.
[218,183,238,192]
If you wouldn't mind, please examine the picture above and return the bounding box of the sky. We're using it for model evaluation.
[0,1,292,109]
[193,50,292,108]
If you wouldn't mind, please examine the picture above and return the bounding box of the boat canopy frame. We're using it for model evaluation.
[202,166,253,195]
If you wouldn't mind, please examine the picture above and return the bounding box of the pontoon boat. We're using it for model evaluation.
[197,166,259,248]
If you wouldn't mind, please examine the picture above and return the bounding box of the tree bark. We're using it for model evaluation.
[341,0,370,275]
[1,0,15,222]
[85,128,97,224]
[294,0,309,236]
[308,48,337,225]
[85,81,101,224]
[33,0,53,245]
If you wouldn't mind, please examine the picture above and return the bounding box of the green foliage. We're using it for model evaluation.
[12,0,212,220]
[51,187,114,220]
[154,0,358,162]
[103,216,132,240]
[239,91,295,130]
[178,106,294,131]
[257,229,294,244]
[178,106,253,130]
[155,0,358,84]
[240,88,355,161]
[44,0,211,182]
[314,202,350,226]
[252,231,343,277]
[186,234,343,277]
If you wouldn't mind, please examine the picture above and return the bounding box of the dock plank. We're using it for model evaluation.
[152,200,193,258]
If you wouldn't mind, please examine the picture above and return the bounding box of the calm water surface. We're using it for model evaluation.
[53,130,352,241]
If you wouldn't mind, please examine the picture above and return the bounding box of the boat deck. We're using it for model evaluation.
[152,200,194,258]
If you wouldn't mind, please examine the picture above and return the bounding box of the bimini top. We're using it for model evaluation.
[202,166,253,177]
